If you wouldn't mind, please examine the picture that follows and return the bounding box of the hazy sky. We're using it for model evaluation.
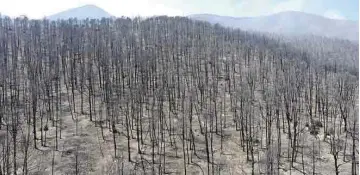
[0,0,358,20]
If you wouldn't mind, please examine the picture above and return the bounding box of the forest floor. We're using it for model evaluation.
[20,114,352,174]
[5,89,355,175]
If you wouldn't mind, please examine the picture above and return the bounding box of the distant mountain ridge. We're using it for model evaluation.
[189,11,359,41]
[20,5,360,41]
[47,4,113,20]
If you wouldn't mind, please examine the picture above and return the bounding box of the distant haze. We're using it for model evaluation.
[43,5,359,41]
[189,11,359,41]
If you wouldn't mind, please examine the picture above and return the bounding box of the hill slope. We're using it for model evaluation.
[47,4,113,20]
[0,16,357,175]
[189,11,359,41]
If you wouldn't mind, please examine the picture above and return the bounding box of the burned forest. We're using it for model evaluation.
[0,16,358,174]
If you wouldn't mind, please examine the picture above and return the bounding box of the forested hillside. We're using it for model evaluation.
[0,16,358,175]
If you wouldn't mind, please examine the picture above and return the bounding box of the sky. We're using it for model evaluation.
[0,0,358,20]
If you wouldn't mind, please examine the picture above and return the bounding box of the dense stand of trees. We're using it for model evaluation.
[0,16,358,174]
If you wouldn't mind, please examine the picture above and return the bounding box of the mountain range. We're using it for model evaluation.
[189,12,359,41]
[10,5,359,41]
